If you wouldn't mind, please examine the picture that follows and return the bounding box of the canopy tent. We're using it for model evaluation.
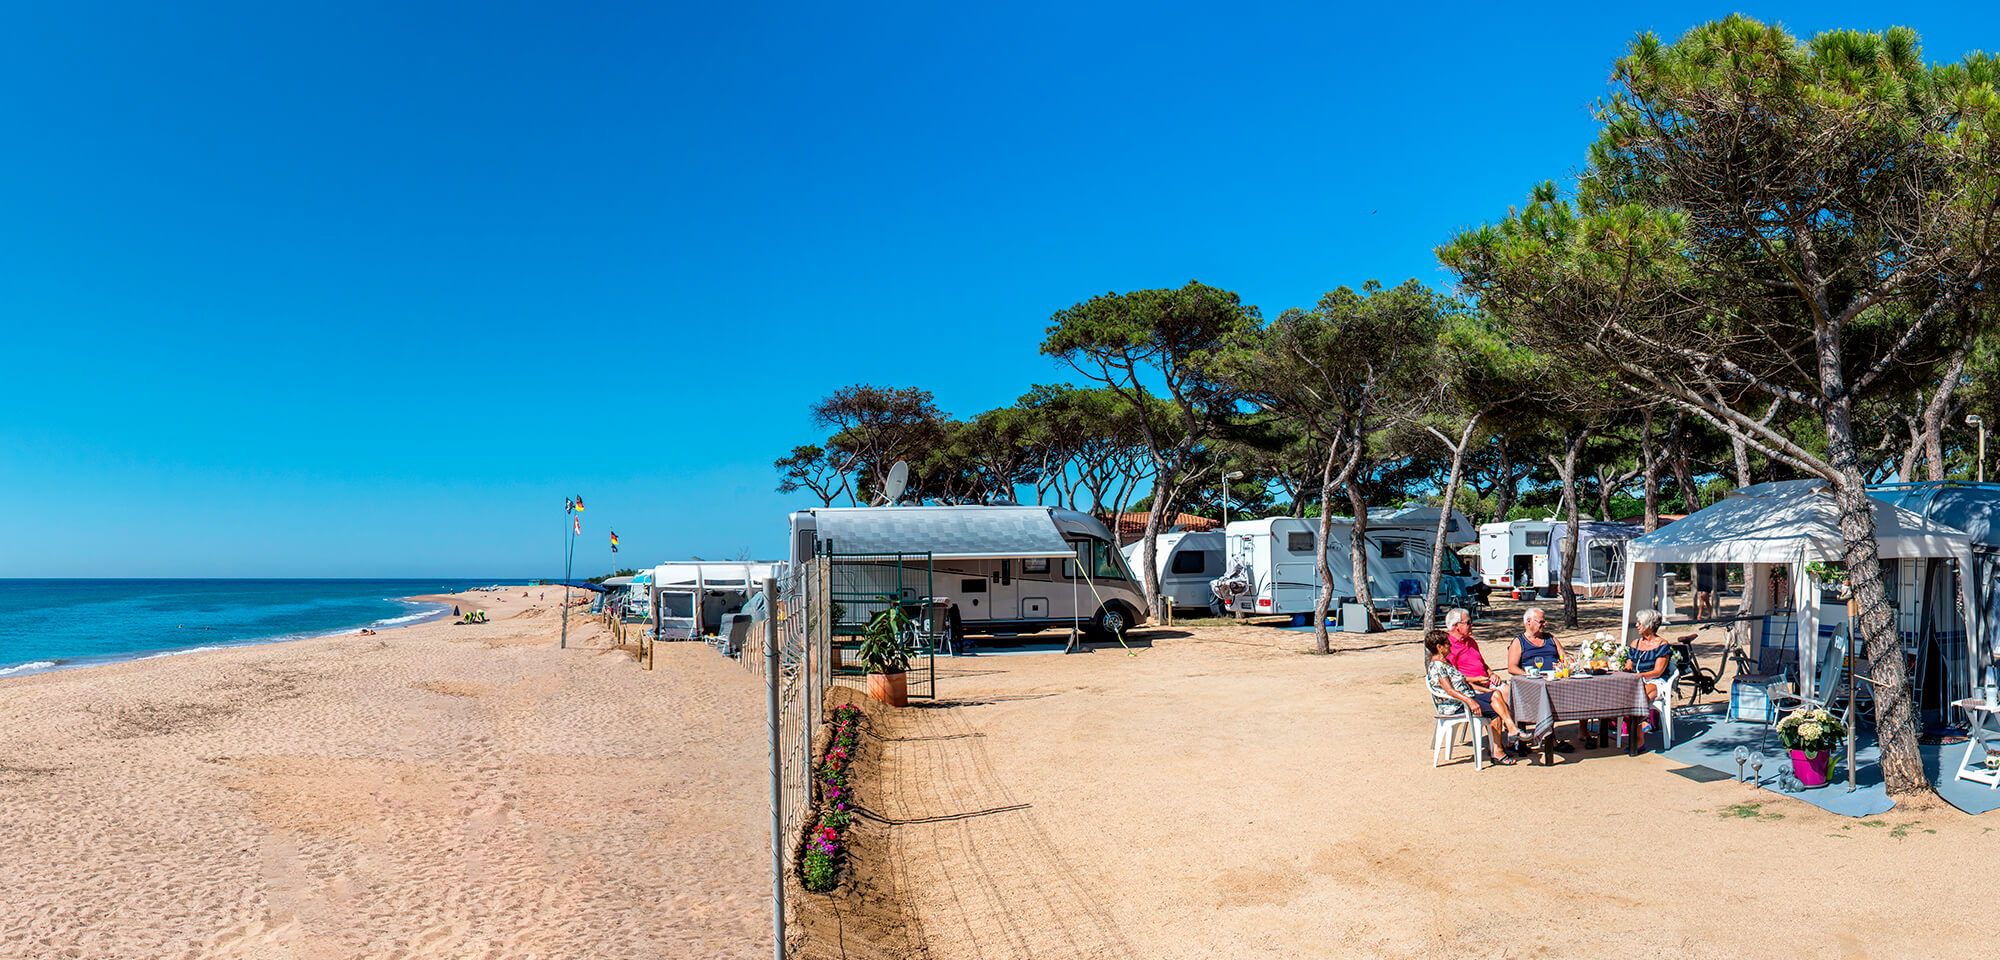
[1621,480,1976,705]
[1873,483,2000,697]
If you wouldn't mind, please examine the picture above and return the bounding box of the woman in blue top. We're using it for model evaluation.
[1625,609,1676,750]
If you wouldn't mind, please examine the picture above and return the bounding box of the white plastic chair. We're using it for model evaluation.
[1434,708,1486,770]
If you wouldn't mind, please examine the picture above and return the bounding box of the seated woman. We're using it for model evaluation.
[1425,629,1524,765]
[1625,609,1676,749]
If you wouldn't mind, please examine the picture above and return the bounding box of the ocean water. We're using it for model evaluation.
[0,579,525,677]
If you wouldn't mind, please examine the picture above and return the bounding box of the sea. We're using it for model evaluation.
[0,579,528,677]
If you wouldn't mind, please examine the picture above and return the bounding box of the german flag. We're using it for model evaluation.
[573,495,585,511]
[610,530,620,553]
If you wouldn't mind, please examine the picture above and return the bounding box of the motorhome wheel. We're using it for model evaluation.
[1092,604,1128,638]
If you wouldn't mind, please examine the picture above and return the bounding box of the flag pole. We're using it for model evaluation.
[561,511,574,649]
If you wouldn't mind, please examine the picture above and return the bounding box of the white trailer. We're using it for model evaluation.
[788,505,1149,641]
[1479,519,1643,598]
[1123,530,1227,615]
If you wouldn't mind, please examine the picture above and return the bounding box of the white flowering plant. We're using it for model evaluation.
[1577,632,1626,667]
[1777,708,1847,752]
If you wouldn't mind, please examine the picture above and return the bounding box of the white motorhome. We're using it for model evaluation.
[1479,520,1557,594]
[788,505,1149,641]
[649,562,781,639]
[1219,513,1479,617]
[1479,519,1642,597]
[1122,530,1226,615]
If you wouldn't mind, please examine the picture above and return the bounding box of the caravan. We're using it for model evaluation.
[789,505,1149,642]
[648,562,781,639]
[1122,531,1227,615]
[1219,512,1480,618]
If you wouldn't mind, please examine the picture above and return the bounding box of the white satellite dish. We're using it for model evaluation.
[879,460,909,506]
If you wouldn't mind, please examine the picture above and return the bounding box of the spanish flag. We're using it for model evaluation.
[610,530,620,553]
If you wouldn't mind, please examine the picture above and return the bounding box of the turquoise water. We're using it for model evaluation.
[0,579,525,676]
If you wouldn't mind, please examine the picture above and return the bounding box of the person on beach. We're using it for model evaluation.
[1425,629,1523,765]
[1625,609,1675,749]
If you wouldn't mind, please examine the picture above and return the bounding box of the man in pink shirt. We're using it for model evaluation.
[1444,608,1494,685]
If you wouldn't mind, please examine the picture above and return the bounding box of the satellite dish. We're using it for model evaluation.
[879,460,909,506]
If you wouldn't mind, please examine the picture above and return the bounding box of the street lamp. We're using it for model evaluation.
[1220,470,1244,527]
[1969,415,1987,483]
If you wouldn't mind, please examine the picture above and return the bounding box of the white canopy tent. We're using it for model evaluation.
[1621,480,1976,699]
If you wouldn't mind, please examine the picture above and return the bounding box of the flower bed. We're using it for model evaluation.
[801,703,865,892]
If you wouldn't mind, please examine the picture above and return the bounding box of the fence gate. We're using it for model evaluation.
[822,551,936,700]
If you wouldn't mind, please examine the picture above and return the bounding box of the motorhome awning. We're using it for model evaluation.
[808,506,1078,559]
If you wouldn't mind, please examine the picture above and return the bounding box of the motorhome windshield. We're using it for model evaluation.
[1067,539,1131,581]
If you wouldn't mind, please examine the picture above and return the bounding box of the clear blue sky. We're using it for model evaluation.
[0,1,1991,577]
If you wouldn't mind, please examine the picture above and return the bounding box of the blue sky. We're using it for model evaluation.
[0,1,1991,577]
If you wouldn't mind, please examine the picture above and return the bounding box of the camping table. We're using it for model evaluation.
[1950,699,2000,789]
[1508,673,1650,765]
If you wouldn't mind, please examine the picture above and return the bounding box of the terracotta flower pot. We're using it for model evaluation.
[867,671,907,707]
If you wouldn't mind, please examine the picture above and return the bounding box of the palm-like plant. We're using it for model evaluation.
[857,598,913,675]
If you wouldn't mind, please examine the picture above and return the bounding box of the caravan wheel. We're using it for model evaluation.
[1208,597,1227,618]
[1091,604,1130,639]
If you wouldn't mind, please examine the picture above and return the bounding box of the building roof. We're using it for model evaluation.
[1102,512,1222,545]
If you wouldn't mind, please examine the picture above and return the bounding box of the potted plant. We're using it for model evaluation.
[858,600,914,707]
[1777,707,1846,787]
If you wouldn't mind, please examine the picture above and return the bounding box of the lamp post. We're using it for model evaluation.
[1969,415,1987,483]
[1220,470,1244,527]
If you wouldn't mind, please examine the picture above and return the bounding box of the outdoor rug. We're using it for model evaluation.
[1660,712,2000,816]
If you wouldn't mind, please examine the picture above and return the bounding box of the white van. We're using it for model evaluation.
[788,505,1149,641]
[1123,530,1227,615]
[1479,520,1556,594]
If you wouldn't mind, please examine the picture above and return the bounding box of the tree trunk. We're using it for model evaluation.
[1549,429,1591,629]
[1640,408,1662,532]
[1672,444,1699,515]
[1596,467,1615,524]
[1139,465,1173,621]
[1346,470,1373,619]
[1918,324,1977,482]
[1310,440,1364,654]
[1423,416,1482,633]
[1492,438,1516,521]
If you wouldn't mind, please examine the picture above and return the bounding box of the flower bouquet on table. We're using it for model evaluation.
[1777,708,1847,787]
[1577,633,1622,673]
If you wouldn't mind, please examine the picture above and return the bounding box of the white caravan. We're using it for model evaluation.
[1219,514,1479,617]
[788,505,1149,641]
[1480,519,1642,597]
[648,561,781,639]
[1122,531,1227,615]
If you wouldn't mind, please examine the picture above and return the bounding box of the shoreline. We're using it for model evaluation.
[0,585,540,681]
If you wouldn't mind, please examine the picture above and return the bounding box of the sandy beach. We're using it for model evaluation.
[799,597,1992,960]
[0,588,771,959]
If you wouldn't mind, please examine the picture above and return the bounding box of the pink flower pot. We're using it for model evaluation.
[1790,748,1831,787]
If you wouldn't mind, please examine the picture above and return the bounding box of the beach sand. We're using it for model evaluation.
[0,588,771,959]
[800,595,1989,959]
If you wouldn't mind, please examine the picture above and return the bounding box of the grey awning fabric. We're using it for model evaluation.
[807,506,1077,559]
[601,576,634,587]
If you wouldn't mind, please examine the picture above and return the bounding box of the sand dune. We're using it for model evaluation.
[0,589,770,959]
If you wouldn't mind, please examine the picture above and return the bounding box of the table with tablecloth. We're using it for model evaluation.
[1507,673,1651,762]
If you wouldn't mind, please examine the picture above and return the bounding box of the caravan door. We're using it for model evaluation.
[986,560,1021,623]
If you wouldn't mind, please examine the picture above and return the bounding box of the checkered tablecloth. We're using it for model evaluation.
[1508,674,1649,741]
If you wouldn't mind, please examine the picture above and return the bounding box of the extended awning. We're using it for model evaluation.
[806,506,1078,559]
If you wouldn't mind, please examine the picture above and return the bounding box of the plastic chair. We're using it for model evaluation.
[1434,709,1486,770]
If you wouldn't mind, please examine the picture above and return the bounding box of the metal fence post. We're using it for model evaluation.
[765,576,785,960]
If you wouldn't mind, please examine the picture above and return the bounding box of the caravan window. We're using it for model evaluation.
[659,592,695,619]
[1525,531,1550,548]
[1171,550,1207,575]
[1287,532,1316,553]
[1380,540,1406,560]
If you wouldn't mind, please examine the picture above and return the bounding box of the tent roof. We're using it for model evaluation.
[805,506,1080,559]
[1627,479,1970,564]
[601,576,634,587]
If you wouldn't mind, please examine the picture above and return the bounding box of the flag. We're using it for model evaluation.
[565,498,575,513]
[574,495,585,511]
[610,530,620,553]
[574,518,581,535]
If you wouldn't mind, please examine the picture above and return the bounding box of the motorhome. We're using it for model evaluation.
[1479,519,1642,597]
[648,562,781,639]
[788,505,1149,642]
[1218,513,1480,618]
[1123,530,1227,615]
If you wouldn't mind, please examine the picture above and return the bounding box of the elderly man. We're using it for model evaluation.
[1507,607,1578,754]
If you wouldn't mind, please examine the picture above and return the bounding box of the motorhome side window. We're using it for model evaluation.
[1067,540,1129,580]
[1171,550,1206,574]
[660,594,694,618]
[1287,532,1315,553]
[1525,531,1550,547]
[1022,557,1049,574]
[1379,540,1405,559]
